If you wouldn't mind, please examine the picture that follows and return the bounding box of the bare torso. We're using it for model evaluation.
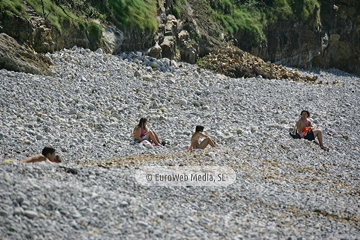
[296,118,312,134]
[190,132,205,149]
[20,154,50,163]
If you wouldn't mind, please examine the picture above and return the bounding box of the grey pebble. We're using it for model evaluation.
[0,210,8,217]
[24,210,38,219]
[13,207,24,216]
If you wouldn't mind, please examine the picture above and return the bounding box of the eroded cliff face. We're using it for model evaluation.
[159,0,360,75]
[238,0,360,75]
[258,19,323,69]
[0,0,358,76]
[312,0,360,75]
[0,7,97,53]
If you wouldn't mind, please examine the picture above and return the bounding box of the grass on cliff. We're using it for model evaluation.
[89,0,158,31]
[171,0,320,45]
[1,0,319,48]
[213,0,320,42]
[26,0,80,32]
[266,0,320,21]
[0,0,27,16]
[1,0,158,40]
[0,0,92,36]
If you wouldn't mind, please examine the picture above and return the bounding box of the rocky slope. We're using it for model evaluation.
[198,45,318,81]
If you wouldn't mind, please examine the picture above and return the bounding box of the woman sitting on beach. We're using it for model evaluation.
[133,118,163,146]
[189,125,216,150]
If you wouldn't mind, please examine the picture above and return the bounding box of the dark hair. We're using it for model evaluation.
[137,118,148,131]
[42,146,55,156]
[301,110,310,117]
[138,118,148,128]
[195,125,204,132]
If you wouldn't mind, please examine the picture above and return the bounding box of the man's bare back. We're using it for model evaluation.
[19,146,60,163]
[20,154,52,163]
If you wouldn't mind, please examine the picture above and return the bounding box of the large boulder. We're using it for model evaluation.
[0,5,124,55]
[164,15,178,36]
[180,44,198,64]
[161,36,176,59]
[179,30,199,64]
[0,33,53,75]
[146,42,162,58]
[101,25,124,54]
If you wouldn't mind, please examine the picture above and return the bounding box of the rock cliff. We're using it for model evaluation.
[250,0,360,76]
[313,0,360,75]
[0,0,358,76]
[0,33,53,75]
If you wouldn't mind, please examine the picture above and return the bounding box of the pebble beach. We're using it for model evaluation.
[0,47,359,239]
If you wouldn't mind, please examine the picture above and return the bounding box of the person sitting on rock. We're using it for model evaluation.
[133,118,163,146]
[20,146,61,163]
[189,125,216,150]
[292,110,329,151]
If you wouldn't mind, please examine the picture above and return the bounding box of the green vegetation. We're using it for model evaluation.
[26,0,79,33]
[0,0,158,40]
[84,0,158,31]
[172,0,186,19]
[88,22,103,39]
[210,0,319,43]
[0,0,27,17]
[0,0,320,48]
[217,3,265,43]
[171,0,320,44]
[172,6,182,19]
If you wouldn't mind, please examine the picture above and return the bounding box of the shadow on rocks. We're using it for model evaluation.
[0,33,53,76]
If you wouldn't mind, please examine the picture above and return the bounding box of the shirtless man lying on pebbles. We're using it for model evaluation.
[20,146,62,163]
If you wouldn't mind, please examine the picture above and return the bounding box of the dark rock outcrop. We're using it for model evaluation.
[312,0,360,75]
[146,42,162,58]
[0,4,125,55]
[0,5,90,54]
[259,20,323,70]
[146,0,218,63]
[236,0,360,76]
[0,33,53,75]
